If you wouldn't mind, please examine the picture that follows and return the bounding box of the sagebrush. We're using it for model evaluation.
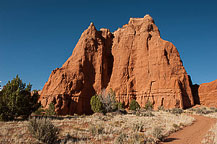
[28,118,59,144]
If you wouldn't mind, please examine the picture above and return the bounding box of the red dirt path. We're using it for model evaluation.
[161,115,217,144]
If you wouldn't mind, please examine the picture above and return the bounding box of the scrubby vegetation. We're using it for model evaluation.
[170,108,183,115]
[129,99,140,111]
[0,110,195,143]
[0,75,40,121]
[33,106,45,115]
[144,100,153,111]
[45,103,56,116]
[187,106,217,115]
[90,89,123,113]
[90,94,103,113]
[202,122,217,144]
[28,118,59,144]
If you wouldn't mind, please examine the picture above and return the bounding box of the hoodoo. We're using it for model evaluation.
[39,15,195,115]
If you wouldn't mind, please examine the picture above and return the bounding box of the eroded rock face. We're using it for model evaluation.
[39,23,114,115]
[39,15,195,114]
[198,79,217,107]
[107,15,194,109]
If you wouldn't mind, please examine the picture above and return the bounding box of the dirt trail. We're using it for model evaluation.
[162,115,217,144]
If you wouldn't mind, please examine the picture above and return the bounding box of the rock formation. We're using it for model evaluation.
[197,79,217,107]
[39,15,195,115]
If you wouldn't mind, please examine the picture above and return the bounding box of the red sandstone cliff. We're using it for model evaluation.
[198,79,217,107]
[39,15,195,114]
[40,23,113,114]
[107,15,194,109]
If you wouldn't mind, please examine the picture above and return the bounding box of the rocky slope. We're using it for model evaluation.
[39,15,195,115]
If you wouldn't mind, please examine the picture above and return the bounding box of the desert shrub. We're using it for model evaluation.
[0,75,40,121]
[117,102,123,110]
[188,107,196,112]
[129,99,140,111]
[34,107,45,115]
[170,108,183,115]
[45,103,56,116]
[172,124,180,131]
[99,89,117,113]
[144,100,153,111]
[152,126,164,141]
[91,89,118,113]
[158,106,165,111]
[89,124,104,136]
[210,107,217,112]
[196,107,212,115]
[136,110,154,117]
[133,122,144,132]
[90,95,103,113]
[28,118,59,144]
[130,133,144,144]
[114,133,127,144]
[142,111,154,117]
[144,137,155,143]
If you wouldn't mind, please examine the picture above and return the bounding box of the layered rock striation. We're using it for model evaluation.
[39,15,195,114]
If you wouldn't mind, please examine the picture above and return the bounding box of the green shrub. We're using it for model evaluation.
[170,108,183,115]
[28,118,59,144]
[0,75,40,121]
[172,124,180,131]
[196,107,212,115]
[91,89,118,113]
[188,107,196,112]
[117,102,123,110]
[90,95,103,113]
[45,103,56,116]
[129,99,140,111]
[144,100,153,111]
[142,111,154,117]
[34,107,45,115]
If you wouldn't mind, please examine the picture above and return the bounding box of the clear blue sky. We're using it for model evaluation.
[0,0,217,90]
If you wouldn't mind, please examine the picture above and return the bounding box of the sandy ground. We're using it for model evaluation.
[161,115,217,144]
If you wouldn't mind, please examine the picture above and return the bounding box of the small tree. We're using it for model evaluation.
[45,103,56,116]
[90,95,103,113]
[99,89,117,113]
[117,102,123,110]
[144,100,153,111]
[0,75,40,121]
[129,99,140,111]
[90,89,118,113]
